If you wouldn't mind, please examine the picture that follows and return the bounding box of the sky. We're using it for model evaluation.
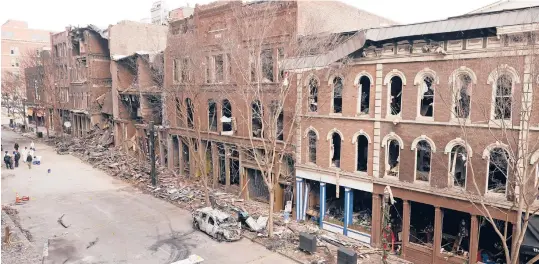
[0,0,528,32]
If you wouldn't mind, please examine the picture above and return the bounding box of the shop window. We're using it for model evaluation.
[409,201,435,248]
[441,209,470,257]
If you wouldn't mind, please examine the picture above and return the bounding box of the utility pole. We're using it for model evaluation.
[149,121,157,187]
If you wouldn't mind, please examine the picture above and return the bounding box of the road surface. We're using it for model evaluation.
[1,128,293,264]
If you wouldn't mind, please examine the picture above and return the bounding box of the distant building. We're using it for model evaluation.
[151,0,170,25]
[140,17,151,24]
[169,6,194,22]
[1,20,51,99]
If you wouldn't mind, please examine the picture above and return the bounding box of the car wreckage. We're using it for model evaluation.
[192,207,242,241]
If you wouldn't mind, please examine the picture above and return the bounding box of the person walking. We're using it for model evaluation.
[26,154,33,169]
[4,151,11,169]
[13,151,20,168]
[21,147,28,163]
[14,142,19,152]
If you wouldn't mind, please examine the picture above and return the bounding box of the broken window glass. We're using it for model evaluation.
[494,74,512,120]
[455,74,471,118]
[415,140,431,182]
[222,99,232,132]
[390,76,402,115]
[419,76,434,117]
[214,54,224,83]
[252,100,263,138]
[308,78,319,112]
[175,97,183,127]
[356,135,368,172]
[208,99,217,132]
[450,145,467,188]
[331,132,341,168]
[441,209,470,256]
[488,148,509,193]
[349,189,373,233]
[324,184,345,226]
[261,49,273,83]
[308,130,317,163]
[387,140,400,177]
[333,77,343,113]
[359,76,370,114]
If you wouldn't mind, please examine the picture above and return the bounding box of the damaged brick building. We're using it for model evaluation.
[162,0,393,212]
[287,4,539,264]
[50,25,111,135]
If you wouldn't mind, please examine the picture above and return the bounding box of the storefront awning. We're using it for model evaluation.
[521,215,539,256]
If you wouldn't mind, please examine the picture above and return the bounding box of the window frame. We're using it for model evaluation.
[354,72,373,116]
[484,146,510,196]
[411,135,437,184]
[384,70,407,119]
[330,76,344,115]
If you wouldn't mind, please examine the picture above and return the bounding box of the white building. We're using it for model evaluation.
[151,0,170,25]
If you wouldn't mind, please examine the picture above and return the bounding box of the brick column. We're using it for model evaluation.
[373,63,383,178]
[371,193,382,247]
[469,214,479,264]
[433,207,442,264]
[402,200,410,257]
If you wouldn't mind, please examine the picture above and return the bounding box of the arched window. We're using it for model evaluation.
[208,99,217,132]
[185,98,194,128]
[494,74,512,120]
[488,148,509,193]
[415,140,432,182]
[356,135,369,172]
[449,145,467,188]
[330,132,342,167]
[454,74,472,119]
[332,77,343,113]
[251,100,263,138]
[389,76,403,115]
[308,78,319,112]
[359,76,370,114]
[308,130,317,164]
[419,76,434,117]
[222,99,232,132]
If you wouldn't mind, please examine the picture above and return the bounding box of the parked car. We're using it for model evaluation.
[192,207,242,241]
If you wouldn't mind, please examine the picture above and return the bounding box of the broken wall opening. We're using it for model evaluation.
[419,76,434,117]
[304,180,321,221]
[390,76,402,115]
[478,218,513,263]
[208,99,217,132]
[247,168,269,201]
[121,94,142,123]
[218,143,226,185]
[331,132,341,168]
[359,76,370,114]
[388,198,404,254]
[450,145,467,188]
[222,99,232,132]
[356,135,368,172]
[309,78,318,112]
[488,148,509,193]
[441,208,470,256]
[387,139,400,177]
[409,201,435,248]
[349,189,372,233]
[333,77,343,113]
[324,183,345,226]
[181,138,190,176]
[415,140,431,182]
[252,100,263,138]
[186,98,194,128]
[229,145,239,185]
[455,74,471,118]
[173,135,180,172]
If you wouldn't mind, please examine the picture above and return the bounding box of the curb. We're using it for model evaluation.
[1,210,33,249]
[241,233,304,264]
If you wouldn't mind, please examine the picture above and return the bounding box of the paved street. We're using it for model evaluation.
[1,129,294,264]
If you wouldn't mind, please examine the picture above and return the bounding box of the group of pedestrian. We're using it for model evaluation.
[3,141,35,170]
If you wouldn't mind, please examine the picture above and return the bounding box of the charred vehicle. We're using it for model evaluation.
[192,207,242,241]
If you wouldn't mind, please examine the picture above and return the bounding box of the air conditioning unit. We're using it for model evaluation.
[337,247,357,264]
[299,232,316,253]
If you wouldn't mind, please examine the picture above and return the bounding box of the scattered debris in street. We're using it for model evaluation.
[57,214,70,228]
[86,237,99,249]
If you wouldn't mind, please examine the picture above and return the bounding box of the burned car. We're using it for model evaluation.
[192,207,242,241]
